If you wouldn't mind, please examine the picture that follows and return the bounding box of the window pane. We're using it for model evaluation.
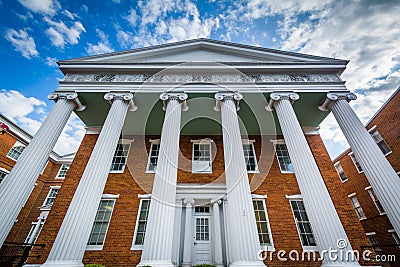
[110,143,130,171]
[134,200,151,245]
[275,144,294,172]
[290,200,317,247]
[88,199,115,246]
[253,200,272,246]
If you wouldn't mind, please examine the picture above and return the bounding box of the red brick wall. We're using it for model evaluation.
[24,133,373,266]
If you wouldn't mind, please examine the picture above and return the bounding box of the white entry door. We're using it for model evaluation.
[193,208,212,265]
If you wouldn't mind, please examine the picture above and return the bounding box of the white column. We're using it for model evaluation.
[138,93,188,267]
[182,198,194,267]
[213,200,223,267]
[215,93,265,267]
[27,216,45,244]
[268,92,360,266]
[0,92,85,248]
[320,92,400,236]
[42,92,133,267]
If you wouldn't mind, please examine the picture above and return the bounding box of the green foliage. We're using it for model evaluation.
[193,264,217,267]
[84,264,106,267]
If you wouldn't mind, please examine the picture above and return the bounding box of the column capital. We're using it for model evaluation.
[104,92,137,111]
[183,198,194,205]
[214,92,243,111]
[160,92,188,111]
[265,92,299,111]
[48,92,86,111]
[318,92,357,111]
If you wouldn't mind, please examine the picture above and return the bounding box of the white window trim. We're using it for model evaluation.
[365,186,385,215]
[55,164,70,179]
[348,193,367,220]
[252,196,275,252]
[243,139,259,173]
[334,161,348,183]
[348,152,363,174]
[86,194,119,251]
[145,139,160,173]
[368,125,392,156]
[0,167,10,183]
[287,196,318,251]
[131,195,151,250]
[191,139,213,174]
[109,139,133,174]
[271,139,295,174]
[42,186,61,206]
[388,229,400,248]
[6,141,26,162]
[24,220,45,244]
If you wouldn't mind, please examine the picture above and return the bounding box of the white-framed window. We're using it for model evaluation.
[56,164,70,179]
[243,140,259,173]
[87,196,117,250]
[146,140,160,173]
[273,141,294,173]
[25,220,44,244]
[43,186,61,206]
[388,229,400,248]
[289,199,317,250]
[369,127,391,155]
[7,141,26,161]
[334,161,348,182]
[0,167,10,184]
[366,232,382,252]
[110,141,131,173]
[192,139,212,173]
[349,193,366,220]
[349,152,363,173]
[252,198,274,250]
[365,187,385,214]
[132,197,151,249]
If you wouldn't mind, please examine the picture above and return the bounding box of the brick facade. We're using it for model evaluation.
[333,89,400,266]
[22,132,373,266]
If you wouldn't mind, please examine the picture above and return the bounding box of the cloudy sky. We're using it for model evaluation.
[0,0,399,158]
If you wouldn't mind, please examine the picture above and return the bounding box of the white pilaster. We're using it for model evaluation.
[320,92,400,236]
[138,93,187,267]
[269,92,360,266]
[0,92,84,248]
[42,92,132,267]
[215,92,265,267]
[182,198,194,267]
[213,200,223,267]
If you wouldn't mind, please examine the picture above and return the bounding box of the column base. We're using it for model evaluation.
[137,260,174,267]
[229,260,266,266]
[41,260,84,267]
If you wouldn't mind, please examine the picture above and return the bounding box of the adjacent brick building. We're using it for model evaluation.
[332,87,400,266]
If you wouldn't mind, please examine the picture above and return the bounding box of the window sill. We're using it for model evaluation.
[384,151,392,157]
[379,212,386,216]
[341,179,348,183]
[131,245,143,250]
[359,217,367,221]
[248,170,260,174]
[192,171,213,174]
[109,170,125,174]
[145,170,156,174]
[6,155,17,162]
[280,171,295,174]
[301,246,318,252]
[260,245,275,252]
[86,245,103,251]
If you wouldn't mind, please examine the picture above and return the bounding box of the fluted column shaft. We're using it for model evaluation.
[323,93,400,236]
[0,92,84,248]
[215,93,265,267]
[43,92,132,267]
[182,198,194,267]
[213,200,223,267]
[139,93,187,267]
[271,92,359,266]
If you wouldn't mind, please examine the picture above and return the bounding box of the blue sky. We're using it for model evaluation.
[0,0,399,157]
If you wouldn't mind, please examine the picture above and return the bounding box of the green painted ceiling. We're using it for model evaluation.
[75,91,328,135]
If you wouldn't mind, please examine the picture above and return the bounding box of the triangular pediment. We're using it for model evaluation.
[61,39,343,64]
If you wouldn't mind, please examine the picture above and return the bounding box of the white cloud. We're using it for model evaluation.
[16,11,34,21]
[44,17,86,48]
[0,89,85,155]
[5,28,39,59]
[0,89,46,134]
[116,29,134,49]
[63,10,77,20]
[45,56,57,67]
[86,29,114,55]
[17,0,60,16]
[125,8,138,26]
